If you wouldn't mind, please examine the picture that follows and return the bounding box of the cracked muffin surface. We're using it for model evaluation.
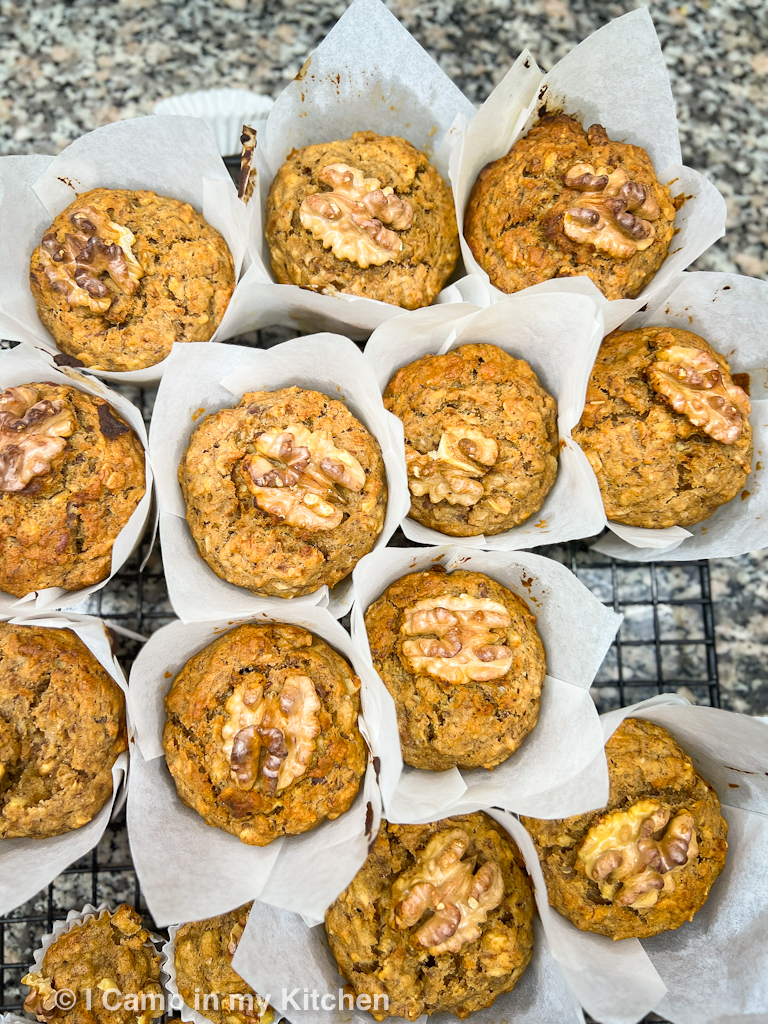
[179,386,387,598]
[30,187,235,372]
[522,718,728,940]
[572,326,752,528]
[365,567,544,771]
[384,343,558,536]
[464,115,676,300]
[325,813,534,1021]
[0,623,127,839]
[265,131,459,310]
[163,623,367,846]
[0,382,146,597]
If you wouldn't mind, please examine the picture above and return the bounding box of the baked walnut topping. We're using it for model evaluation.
[405,426,500,507]
[242,422,366,532]
[39,203,144,313]
[399,594,515,683]
[646,344,752,444]
[562,162,661,259]
[577,798,698,910]
[299,163,414,268]
[0,385,76,492]
[221,675,321,795]
[391,828,505,954]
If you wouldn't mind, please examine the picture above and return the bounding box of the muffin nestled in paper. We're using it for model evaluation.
[266,131,459,309]
[30,188,235,372]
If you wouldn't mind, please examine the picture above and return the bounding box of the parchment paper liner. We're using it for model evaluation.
[0,613,130,916]
[364,280,607,549]
[0,344,154,613]
[0,115,258,385]
[127,605,400,928]
[149,338,409,621]
[449,7,727,335]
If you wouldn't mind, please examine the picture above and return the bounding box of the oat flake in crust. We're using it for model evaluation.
[179,386,387,599]
[464,115,677,300]
[522,718,728,940]
[163,623,367,846]
[365,568,544,771]
[0,383,146,597]
[572,326,753,528]
[265,131,459,310]
[385,344,558,536]
[30,188,235,372]
[325,813,534,1021]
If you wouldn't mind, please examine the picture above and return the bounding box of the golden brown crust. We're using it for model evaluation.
[30,188,235,372]
[522,718,728,940]
[464,115,676,300]
[265,131,459,310]
[572,327,753,527]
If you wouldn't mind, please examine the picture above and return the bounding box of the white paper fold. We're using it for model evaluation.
[450,8,726,334]
[150,338,409,621]
[349,545,622,821]
[0,116,258,385]
[365,283,608,548]
[127,607,400,927]
[0,344,154,613]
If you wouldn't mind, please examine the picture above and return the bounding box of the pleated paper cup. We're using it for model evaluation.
[153,89,274,157]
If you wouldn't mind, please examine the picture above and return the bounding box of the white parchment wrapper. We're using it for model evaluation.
[150,338,409,621]
[365,281,608,548]
[0,613,129,916]
[349,545,621,822]
[0,115,258,385]
[589,271,768,560]
[230,0,476,339]
[0,344,154,613]
[127,605,401,928]
[450,8,726,334]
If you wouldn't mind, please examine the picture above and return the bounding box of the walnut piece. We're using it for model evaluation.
[299,163,414,268]
[0,386,76,492]
[405,426,500,507]
[242,422,366,532]
[39,203,145,312]
[577,798,698,910]
[23,975,60,1022]
[221,675,321,795]
[646,344,751,444]
[391,828,505,954]
[400,594,515,683]
[562,162,661,259]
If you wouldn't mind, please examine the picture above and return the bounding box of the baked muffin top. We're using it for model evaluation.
[464,115,677,300]
[0,383,146,597]
[325,813,534,1020]
[572,326,752,528]
[265,131,459,310]
[163,623,367,846]
[179,386,387,598]
[384,343,558,536]
[522,718,728,940]
[30,188,235,372]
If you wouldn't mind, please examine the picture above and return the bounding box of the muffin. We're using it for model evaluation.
[464,114,677,300]
[0,383,146,596]
[173,903,273,1024]
[0,623,127,839]
[326,813,534,1020]
[30,188,235,372]
[179,386,387,598]
[572,326,752,528]
[265,131,459,310]
[522,718,728,940]
[384,343,558,536]
[163,623,367,846]
[364,567,545,770]
[23,904,163,1024]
